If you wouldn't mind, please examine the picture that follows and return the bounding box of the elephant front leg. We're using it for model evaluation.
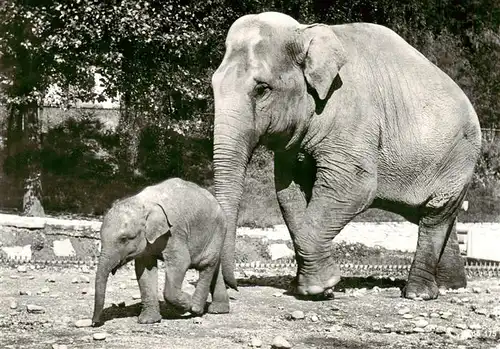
[275,152,375,296]
[163,242,192,313]
[135,256,161,324]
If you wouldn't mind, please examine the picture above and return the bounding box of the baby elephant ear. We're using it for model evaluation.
[301,24,347,100]
[145,203,173,245]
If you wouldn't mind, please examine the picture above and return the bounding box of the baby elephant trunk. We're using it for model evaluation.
[92,256,115,326]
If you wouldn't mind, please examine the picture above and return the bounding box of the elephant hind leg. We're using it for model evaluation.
[403,190,467,300]
[190,262,218,315]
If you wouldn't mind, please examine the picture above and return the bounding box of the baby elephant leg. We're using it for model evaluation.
[135,256,161,324]
[163,243,192,313]
[190,263,218,315]
[207,265,230,314]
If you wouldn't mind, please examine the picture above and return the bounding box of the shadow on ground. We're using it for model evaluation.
[236,275,406,300]
[302,336,388,349]
[99,301,197,325]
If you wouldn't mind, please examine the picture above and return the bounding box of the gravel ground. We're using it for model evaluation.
[1,265,500,349]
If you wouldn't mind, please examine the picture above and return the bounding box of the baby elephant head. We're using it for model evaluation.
[91,199,172,326]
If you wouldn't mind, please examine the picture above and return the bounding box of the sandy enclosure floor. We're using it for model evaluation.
[1,265,500,349]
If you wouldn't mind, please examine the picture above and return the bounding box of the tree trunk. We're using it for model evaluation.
[117,91,142,175]
[7,102,45,217]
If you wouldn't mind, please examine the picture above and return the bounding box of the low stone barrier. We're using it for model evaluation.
[0,212,498,261]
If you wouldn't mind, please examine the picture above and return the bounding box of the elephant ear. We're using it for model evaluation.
[144,203,173,245]
[300,24,347,100]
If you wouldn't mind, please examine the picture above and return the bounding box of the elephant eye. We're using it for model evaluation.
[254,82,271,97]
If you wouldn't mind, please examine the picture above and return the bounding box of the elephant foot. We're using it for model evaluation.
[293,265,341,297]
[207,301,230,314]
[138,310,162,324]
[402,278,439,300]
[165,292,192,314]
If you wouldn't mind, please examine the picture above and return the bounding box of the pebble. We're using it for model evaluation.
[413,327,425,333]
[327,325,341,332]
[250,337,262,348]
[414,319,429,328]
[485,288,491,294]
[46,277,56,283]
[456,323,468,330]
[475,308,488,316]
[384,323,395,330]
[17,265,28,273]
[435,326,447,334]
[419,313,428,318]
[41,287,50,293]
[132,293,141,300]
[193,318,202,324]
[93,332,107,341]
[441,312,452,319]
[459,329,473,340]
[271,335,291,349]
[10,275,19,279]
[71,277,79,284]
[438,288,447,296]
[52,345,68,349]
[26,304,45,314]
[273,292,283,298]
[119,283,126,289]
[430,313,440,318]
[310,315,319,322]
[397,307,410,315]
[291,310,305,320]
[27,275,35,280]
[74,319,92,328]
[462,297,471,303]
[402,314,414,319]
[468,323,482,330]
[9,300,18,309]
[472,287,482,294]
[425,324,437,332]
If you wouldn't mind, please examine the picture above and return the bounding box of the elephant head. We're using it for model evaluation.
[91,199,172,326]
[211,12,347,278]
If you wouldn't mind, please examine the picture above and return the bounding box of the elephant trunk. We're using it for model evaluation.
[213,110,258,286]
[92,253,118,326]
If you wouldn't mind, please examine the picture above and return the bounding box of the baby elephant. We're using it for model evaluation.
[91,178,237,326]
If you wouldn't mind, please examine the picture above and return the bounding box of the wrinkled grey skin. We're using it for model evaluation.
[91,178,237,326]
[211,12,481,299]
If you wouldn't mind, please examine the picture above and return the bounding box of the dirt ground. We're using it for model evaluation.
[1,265,500,349]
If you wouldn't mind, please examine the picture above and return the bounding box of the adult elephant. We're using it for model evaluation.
[211,12,481,299]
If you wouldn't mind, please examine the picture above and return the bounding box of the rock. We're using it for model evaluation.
[398,307,410,315]
[384,323,395,330]
[17,265,28,273]
[271,335,291,349]
[475,308,488,316]
[2,245,32,261]
[468,323,481,330]
[53,239,76,257]
[19,290,31,296]
[309,315,319,322]
[435,326,447,334]
[456,323,468,330]
[462,297,470,303]
[273,292,283,298]
[414,319,429,328]
[93,332,107,341]
[459,329,473,340]
[26,304,45,314]
[472,287,482,294]
[413,327,425,333]
[79,275,90,284]
[439,288,447,296]
[419,313,428,318]
[430,313,440,318]
[291,310,305,320]
[46,277,56,283]
[71,277,79,284]
[74,319,92,328]
[41,287,50,293]
[250,337,262,348]
[132,293,141,300]
[372,286,381,293]
[267,243,295,260]
[193,318,203,324]
[402,314,414,319]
